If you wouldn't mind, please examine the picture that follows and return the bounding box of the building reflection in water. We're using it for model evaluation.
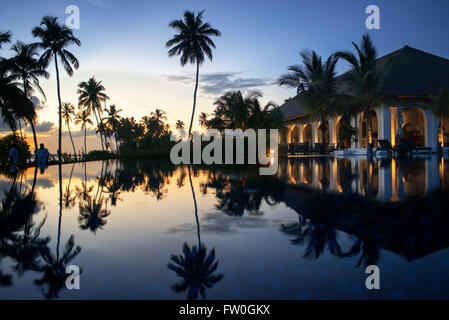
[281,156,448,202]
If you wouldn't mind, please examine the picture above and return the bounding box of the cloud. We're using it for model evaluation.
[165,72,275,95]
[30,96,46,111]
[34,121,55,133]
[63,128,97,138]
[84,0,105,7]
[0,120,13,133]
[167,211,280,235]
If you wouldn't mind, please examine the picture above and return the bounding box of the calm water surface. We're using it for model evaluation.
[1,157,449,299]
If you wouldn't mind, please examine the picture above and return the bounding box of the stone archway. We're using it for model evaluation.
[399,108,426,147]
[289,125,299,144]
[303,124,313,146]
[317,121,330,147]
[336,115,352,149]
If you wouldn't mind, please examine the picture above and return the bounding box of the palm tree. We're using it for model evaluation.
[175,120,185,130]
[104,104,122,152]
[166,10,221,138]
[335,34,383,158]
[0,69,33,135]
[74,108,93,155]
[198,112,208,128]
[10,41,49,152]
[150,108,167,137]
[212,90,264,131]
[32,16,81,161]
[77,77,109,150]
[429,88,449,153]
[62,102,77,156]
[0,31,11,49]
[278,51,339,147]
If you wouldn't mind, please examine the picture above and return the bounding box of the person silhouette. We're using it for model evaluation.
[36,143,50,173]
[9,143,18,173]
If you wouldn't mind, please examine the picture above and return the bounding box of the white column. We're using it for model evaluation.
[377,105,392,142]
[312,122,317,146]
[350,115,357,149]
[297,124,302,143]
[424,109,438,151]
[328,119,334,148]
[376,160,393,202]
[390,107,398,146]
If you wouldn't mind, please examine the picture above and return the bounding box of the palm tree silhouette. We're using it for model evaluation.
[34,234,81,299]
[10,41,49,151]
[78,194,110,233]
[104,104,122,152]
[62,163,76,210]
[167,166,224,300]
[198,112,209,129]
[166,10,221,138]
[150,108,167,137]
[32,16,81,161]
[168,243,224,300]
[278,51,339,147]
[77,77,109,150]
[74,108,93,155]
[335,34,384,159]
[0,31,11,48]
[176,120,185,130]
[62,102,77,157]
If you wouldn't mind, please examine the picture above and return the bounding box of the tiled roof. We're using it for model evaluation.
[280,45,449,120]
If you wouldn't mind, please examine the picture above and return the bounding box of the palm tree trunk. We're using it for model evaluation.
[365,106,373,159]
[67,121,76,159]
[54,57,63,163]
[93,110,105,151]
[84,126,87,156]
[188,61,200,139]
[18,119,23,140]
[23,82,38,153]
[188,166,201,247]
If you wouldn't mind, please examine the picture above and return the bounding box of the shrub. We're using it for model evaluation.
[0,134,31,166]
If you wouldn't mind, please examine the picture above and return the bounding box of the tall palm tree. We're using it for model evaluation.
[335,34,383,158]
[77,77,109,150]
[104,104,122,152]
[278,51,339,147]
[166,10,221,138]
[74,108,93,155]
[10,41,49,152]
[429,88,449,153]
[62,102,77,156]
[32,16,81,161]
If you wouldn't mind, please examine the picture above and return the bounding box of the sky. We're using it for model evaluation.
[1,0,449,152]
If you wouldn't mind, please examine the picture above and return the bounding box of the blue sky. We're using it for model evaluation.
[1,0,449,150]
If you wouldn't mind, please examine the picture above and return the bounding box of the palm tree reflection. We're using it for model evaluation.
[168,243,224,300]
[167,166,224,300]
[34,235,81,299]
[34,162,81,299]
